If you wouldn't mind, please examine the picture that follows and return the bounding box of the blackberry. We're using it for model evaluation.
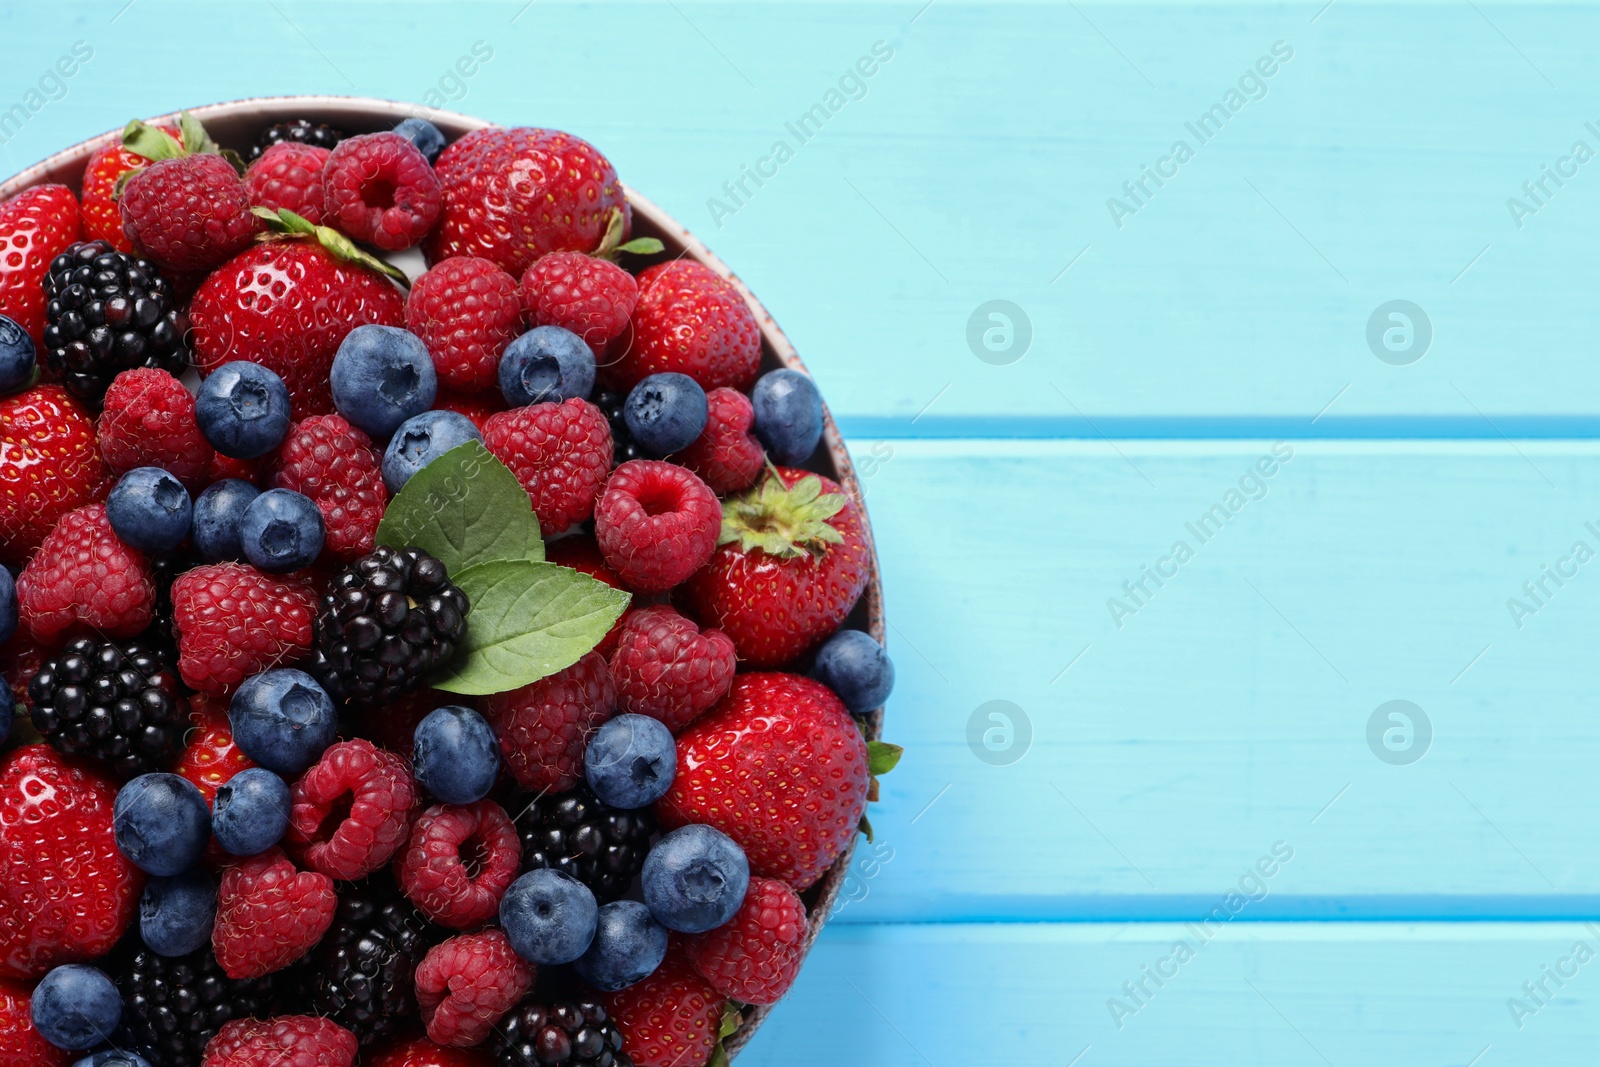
[117,945,277,1067]
[42,240,186,403]
[145,550,197,657]
[594,390,641,467]
[28,636,185,779]
[248,118,346,160]
[516,785,655,904]
[493,998,632,1067]
[309,546,469,711]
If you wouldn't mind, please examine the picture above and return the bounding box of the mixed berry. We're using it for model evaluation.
[0,107,900,1067]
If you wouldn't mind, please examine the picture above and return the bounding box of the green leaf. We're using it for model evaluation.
[252,208,409,284]
[867,741,903,776]
[120,119,186,163]
[707,1046,729,1067]
[718,1005,742,1040]
[615,237,665,256]
[859,813,875,842]
[431,560,631,696]
[376,441,543,575]
[178,110,221,156]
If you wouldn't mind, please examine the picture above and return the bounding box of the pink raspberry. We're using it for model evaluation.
[484,651,615,793]
[17,502,154,644]
[609,605,736,734]
[212,848,337,980]
[285,739,415,881]
[684,876,808,1004]
[397,800,521,930]
[170,563,318,695]
[594,460,721,593]
[272,414,388,561]
[413,929,535,1047]
[406,257,523,393]
[323,132,442,251]
[120,153,261,272]
[676,387,764,495]
[482,399,612,535]
[244,142,332,225]
[519,251,638,356]
[202,1014,357,1067]
[98,367,215,490]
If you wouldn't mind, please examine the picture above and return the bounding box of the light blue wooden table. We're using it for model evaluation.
[5,2,1598,1063]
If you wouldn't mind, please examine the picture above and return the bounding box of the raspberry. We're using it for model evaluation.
[520,252,638,357]
[609,606,735,734]
[302,874,438,1046]
[684,876,807,1004]
[244,142,331,225]
[202,1015,357,1067]
[397,800,522,930]
[28,636,185,779]
[484,651,616,793]
[593,461,721,594]
[323,133,442,251]
[171,563,317,695]
[17,502,155,644]
[515,784,655,905]
[213,847,337,980]
[98,367,214,489]
[406,257,523,393]
[120,154,261,272]
[676,387,763,495]
[482,399,612,535]
[0,979,68,1067]
[604,949,723,1067]
[117,945,278,1067]
[605,260,760,393]
[414,930,535,1048]
[272,414,388,561]
[286,739,415,881]
[491,997,630,1067]
[544,537,628,655]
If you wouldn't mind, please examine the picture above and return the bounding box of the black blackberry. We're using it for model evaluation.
[248,118,346,160]
[309,546,469,711]
[117,945,277,1067]
[42,240,187,403]
[594,390,642,467]
[145,550,197,656]
[28,635,185,779]
[493,998,632,1067]
[516,785,656,904]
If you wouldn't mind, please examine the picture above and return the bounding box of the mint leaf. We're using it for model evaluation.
[867,741,902,776]
[376,441,543,575]
[432,560,630,696]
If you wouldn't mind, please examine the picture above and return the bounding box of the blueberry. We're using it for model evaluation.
[623,373,707,456]
[75,1053,154,1067]
[0,313,36,394]
[751,368,823,464]
[584,714,676,810]
[412,705,500,805]
[191,479,261,562]
[195,362,292,459]
[0,564,16,645]
[112,773,211,877]
[30,965,122,1051]
[641,824,749,933]
[393,117,447,163]
[573,899,669,992]
[810,630,895,713]
[228,669,338,776]
[498,326,595,407]
[500,868,599,965]
[331,325,438,439]
[139,869,216,957]
[105,468,192,553]
[381,410,483,492]
[211,767,291,856]
[239,488,324,573]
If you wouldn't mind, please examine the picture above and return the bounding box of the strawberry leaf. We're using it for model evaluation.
[178,110,221,157]
[615,237,665,256]
[866,741,902,776]
[718,470,846,559]
[375,440,543,576]
[718,1004,742,1039]
[119,120,186,164]
[252,207,408,284]
[859,813,875,842]
[708,1047,729,1067]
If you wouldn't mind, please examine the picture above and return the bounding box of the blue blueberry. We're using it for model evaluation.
[191,479,261,562]
[574,900,669,992]
[228,669,338,776]
[413,705,500,805]
[498,326,595,407]
[105,468,192,553]
[499,868,599,965]
[751,368,823,464]
[113,773,211,876]
[0,564,16,645]
[75,1053,153,1067]
[331,325,438,439]
[382,410,483,492]
[584,714,676,810]
[139,870,216,957]
[239,488,324,573]
[394,117,447,163]
[641,824,749,933]
[31,965,122,1051]
[623,373,707,456]
[195,362,292,459]
[211,767,291,856]
[0,313,36,394]
[810,630,895,713]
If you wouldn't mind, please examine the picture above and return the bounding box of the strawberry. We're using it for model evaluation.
[604,947,724,1067]
[80,124,183,252]
[0,184,81,346]
[0,385,111,567]
[657,673,869,890]
[365,1036,491,1067]
[683,467,870,667]
[0,978,69,1067]
[603,260,760,393]
[175,694,257,806]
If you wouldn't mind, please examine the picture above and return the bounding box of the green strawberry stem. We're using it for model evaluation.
[593,206,664,260]
[251,207,409,285]
[718,468,847,560]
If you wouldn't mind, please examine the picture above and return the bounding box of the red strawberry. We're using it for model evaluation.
[519,251,638,357]
[0,385,111,567]
[170,563,318,695]
[17,502,156,644]
[430,388,506,435]
[0,184,81,346]
[0,978,69,1067]
[684,876,807,1004]
[676,386,764,495]
[0,745,142,979]
[658,673,869,890]
[406,257,523,394]
[175,695,256,806]
[604,948,724,1067]
[212,847,337,979]
[684,467,869,667]
[97,367,215,490]
[202,1014,357,1067]
[271,414,388,561]
[80,125,184,252]
[484,651,616,793]
[425,128,629,277]
[190,240,406,419]
[120,154,260,271]
[366,1036,492,1067]
[603,260,760,393]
